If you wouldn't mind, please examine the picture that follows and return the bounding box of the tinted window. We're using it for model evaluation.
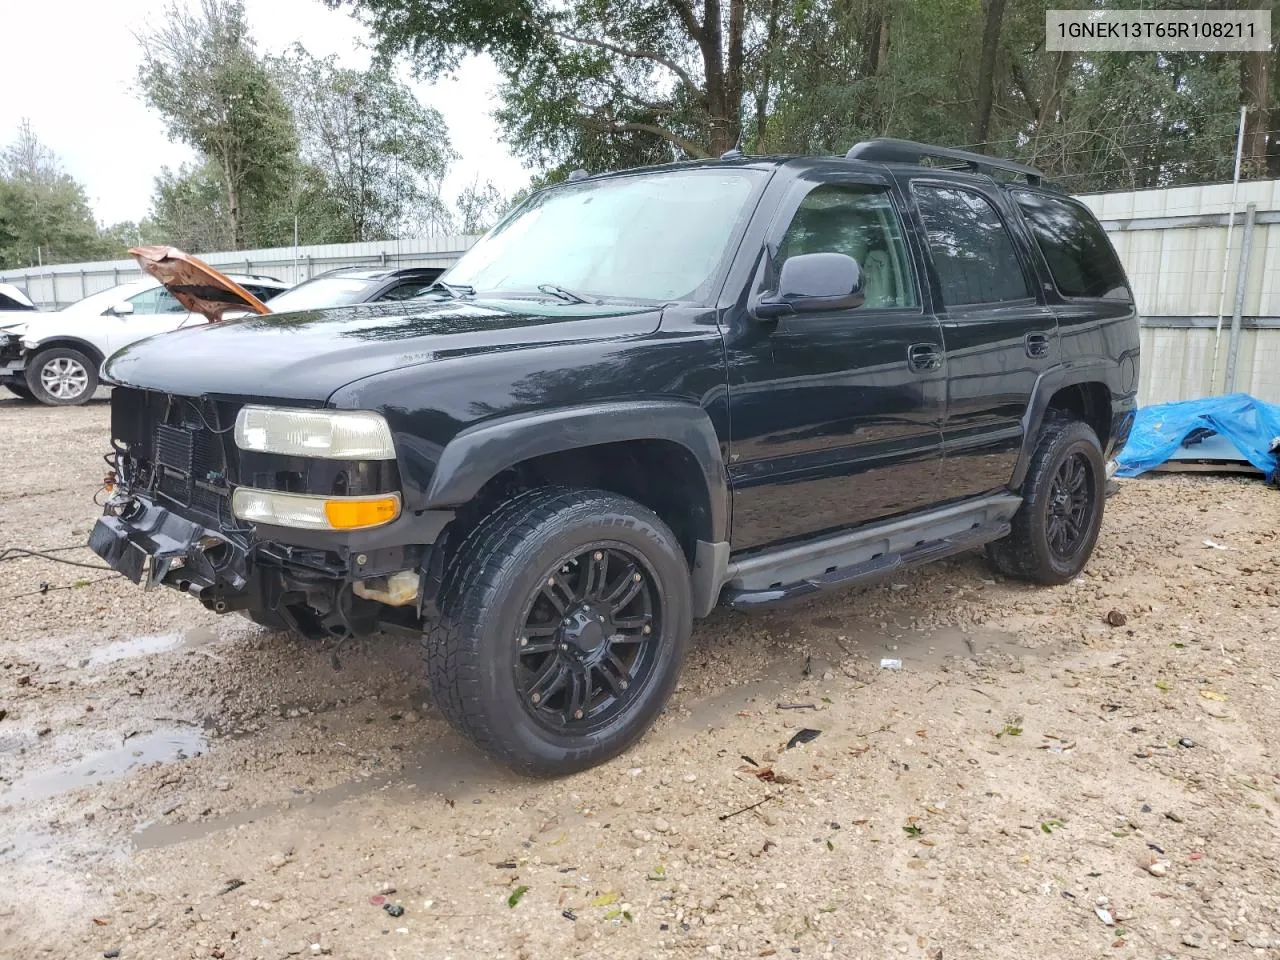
[242,284,283,302]
[777,184,917,309]
[377,280,436,302]
[1014,192,1130,300]
[914,185,1032,306]
[0,292,34,311]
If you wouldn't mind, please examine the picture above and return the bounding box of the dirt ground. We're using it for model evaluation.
[1,395,1278,960]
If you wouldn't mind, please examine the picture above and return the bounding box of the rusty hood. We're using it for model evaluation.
[129,245,272,322]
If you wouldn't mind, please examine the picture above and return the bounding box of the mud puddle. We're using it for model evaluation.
[1,728,208,805]
[86,626,220,667]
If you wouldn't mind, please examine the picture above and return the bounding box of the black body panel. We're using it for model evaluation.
[93,151,1140,632]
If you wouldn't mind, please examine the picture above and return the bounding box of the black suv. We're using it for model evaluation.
[89,140,1139,775]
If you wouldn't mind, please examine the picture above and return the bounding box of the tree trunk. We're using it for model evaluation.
[701,0,730,154]
[754,0,782,150]
[974,0,1007,152]
[1240,50,1269,177]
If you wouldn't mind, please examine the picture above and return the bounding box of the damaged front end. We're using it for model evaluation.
[89,387,451,640]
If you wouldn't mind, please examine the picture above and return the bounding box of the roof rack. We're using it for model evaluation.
[845,138,1045,186]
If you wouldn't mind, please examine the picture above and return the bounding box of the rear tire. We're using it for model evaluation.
[987,415,1105,585]
[425,487,692,776]
[2,381,35,401]
[26,346,98,405]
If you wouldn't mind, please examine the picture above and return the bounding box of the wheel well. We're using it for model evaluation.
[1045,382,1111,446]
[448,440,713,569]
[28,338,105,370]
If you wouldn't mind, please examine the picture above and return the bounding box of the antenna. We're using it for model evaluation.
[720,126,747,161]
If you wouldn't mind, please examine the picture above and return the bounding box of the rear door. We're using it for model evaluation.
[900,177,1058,501]
[724,171,946,551]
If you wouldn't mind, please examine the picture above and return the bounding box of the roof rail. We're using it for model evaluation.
[846,138,1045,186]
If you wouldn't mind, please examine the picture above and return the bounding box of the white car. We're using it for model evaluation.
[0,274,287,405]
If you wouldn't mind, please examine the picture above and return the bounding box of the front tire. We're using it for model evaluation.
[26,347,98,405]
[987,415,1106,584]
[425,488,692,776]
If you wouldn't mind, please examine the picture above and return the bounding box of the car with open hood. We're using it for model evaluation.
[0,261,286,404]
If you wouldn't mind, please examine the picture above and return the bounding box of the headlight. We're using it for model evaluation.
[231,489,401,530]
[234,405,395,459]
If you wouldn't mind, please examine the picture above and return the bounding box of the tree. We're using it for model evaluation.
[137,0,298,249]
[0,120,114,269]
[330,0,775,171]
[455,178,506,233]
[147,162,236,253]
[273,45,456,241]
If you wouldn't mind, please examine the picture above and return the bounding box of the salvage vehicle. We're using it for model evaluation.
[89,139,1139,775]
[1,272,287,405]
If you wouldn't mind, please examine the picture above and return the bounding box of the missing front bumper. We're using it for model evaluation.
[89,500,247,600]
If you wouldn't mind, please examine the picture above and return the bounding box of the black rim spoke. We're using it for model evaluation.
[582,551,607,600]
[1047,452,1095,560]
[514,545,661,734]
[528,658,569,706]
[541,571,576,614]
[612,614,651,631]
[595,651,631,698]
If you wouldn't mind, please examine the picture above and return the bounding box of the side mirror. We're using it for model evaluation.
[755,252,865,319]
[106,302,135,317]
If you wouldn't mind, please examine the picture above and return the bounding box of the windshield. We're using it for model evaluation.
[444,168,767,303]
[266,276,377,312]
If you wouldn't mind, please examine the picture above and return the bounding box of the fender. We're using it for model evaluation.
[24,336,106,370]
[1012,357,1133,489]
[423,400,730,545]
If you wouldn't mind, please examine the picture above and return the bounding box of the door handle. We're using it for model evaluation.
[907,343,942,372]
[1025,332,1051,359]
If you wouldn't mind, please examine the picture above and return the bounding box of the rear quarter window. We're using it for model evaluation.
[1014,192,1131,300]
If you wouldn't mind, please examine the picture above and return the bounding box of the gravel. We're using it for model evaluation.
[2,396,1279,959]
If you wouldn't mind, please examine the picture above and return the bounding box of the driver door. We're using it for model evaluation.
[723,174,946,551]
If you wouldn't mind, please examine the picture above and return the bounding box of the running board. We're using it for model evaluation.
[718,493,1021,611]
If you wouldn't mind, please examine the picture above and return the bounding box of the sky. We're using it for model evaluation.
[0,0,531,227]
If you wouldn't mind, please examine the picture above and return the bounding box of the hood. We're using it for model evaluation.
[129,245,271,321]
[102,298,661,402]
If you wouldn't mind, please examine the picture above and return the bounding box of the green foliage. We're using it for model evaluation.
[0,120,115,269]
[341,0,1274,193]
[454,177,507,233]
[138,0,299,249]
[273,45,457,241]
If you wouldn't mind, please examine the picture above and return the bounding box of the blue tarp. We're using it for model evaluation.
[1115,393,1280,481]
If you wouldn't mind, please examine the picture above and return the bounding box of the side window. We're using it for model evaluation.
[126,287,185,315]
[1013,192,1131,300]
[777,184,917,309]
[913,185,1033,306]
[377,281,435,302]
[124,288,163,314]
[243,284,281,303]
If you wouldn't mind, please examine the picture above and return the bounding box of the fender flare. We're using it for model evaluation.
[1012,358,1123,488]
[422,400,730,544]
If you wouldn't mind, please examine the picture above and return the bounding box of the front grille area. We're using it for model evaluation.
[112,388,239,522]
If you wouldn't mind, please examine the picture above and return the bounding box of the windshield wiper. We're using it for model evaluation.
[426,280,475,299]
[536,283,598,305]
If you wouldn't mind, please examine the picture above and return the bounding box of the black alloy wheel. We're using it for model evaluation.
[1046,451,1095,560]
[515,545,662,733]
